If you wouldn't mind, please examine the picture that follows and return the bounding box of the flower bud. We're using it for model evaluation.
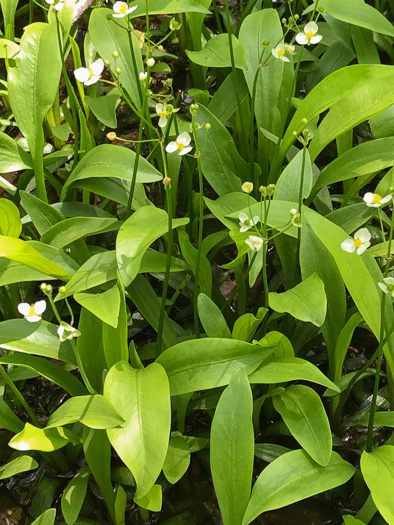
[147,57,155,67]
[259,186,268,197]
[163,177,171,186]
[267,184,276,196]
[107,132,117,141]
[40,283,47,291]
[59,286,66,294]
[112,50,119,58]
[204,123,211,130]
[104,59,110,66]
[262,40,270,46]
[139,72,147,81]
[116,67,121,74]
[282,18,287,25]
[294,14,299,21]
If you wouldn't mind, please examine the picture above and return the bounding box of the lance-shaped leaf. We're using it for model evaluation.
[0,455,39,480]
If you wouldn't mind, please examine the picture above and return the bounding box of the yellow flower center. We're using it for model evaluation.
[177,142,185,150]
[119,5,127,13]
[88,69,95,79]
[354,238,363,248]
[306,30,315,39]
[28,305,37,317]
[160,111,167,118]
[277,49,285,57]
[373,194,382,203]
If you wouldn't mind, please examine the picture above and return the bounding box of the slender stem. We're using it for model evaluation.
[0,364,41,427]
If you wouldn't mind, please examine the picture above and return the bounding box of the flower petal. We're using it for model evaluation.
[158,116,168,127]
[91,58,105,76]
[26,315,42,323]
[356,242,370,255]
[34,300,46,315]
[113,1,128,13]
[363,192,375,204]
[252,216,260,225]
[74,67,90,83]
[177,132,191,146]
[54,2,64,10]
[240,225,249,233]
[381,195,392,205]
[280,55,290,63]
[379,282,389,294]
[341,239,356,253]
[384,277,394,285]
[18,303,30,316]
[304,21,318,34]
[112,13,126,17]
[166,142,178,153]
[295,33,308,45]
[156,103,163,114]
[310,35,323,44]
[84,75,100,86]
[179,146,192,156]
[126,5,138,14]
[355,228,371,243]
[239,212,248,222]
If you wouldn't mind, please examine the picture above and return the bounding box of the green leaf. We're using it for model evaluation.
[61,465,91,525]
[21,190,65,235]
[273,385,332,466]
[311,0,394,37]
[47,395,124,430]
[75,285,121,328]
[232,308,267,342]
[274,149,313,201]
[342,517,366,525]
[156,338,277,396]
[89,9,143,111]
[40,217,118,249]
[51,123,70,142]
[186,34,247,70]
[361,446,394,525]
[0,199,22,237]
[0,354,86,396]
[0,132,32,173]
[0,38,19,58]
[211,369,253,525]
[116,206,188,287]
[0,320,76,364]
[179,231,212,297]
[61,145,162,199]
[9,423,72,452]
[0,455,39,480]
[243,450,355,524]
[104,362,171,499]
[134,484,162,512]
[163,436,191,484]
[128,0,210,16]
[269,273,327,327]
[0,0,19,39]
[85,95,119,128]
[102,279,129,367]
[249,356,340,391]
[0,395,24,432]
[197,293,231,338]
[31,509,56,525]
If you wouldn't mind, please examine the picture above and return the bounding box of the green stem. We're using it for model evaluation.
[0,364,41,426]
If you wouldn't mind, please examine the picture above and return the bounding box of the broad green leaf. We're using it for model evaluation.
[0,199,22,237]
[21,190,65,235]
[0,38,19,57]
[232,308,267,342]
[8,23,61,199]
[274,149,313,201]
[0,0,18,39]
[61,465,91,525]
[0,455,39,480]
[332,313,362,382]
[47,395,124,429]
[89,9,143,111]
[179,231,212,297]
[61,145,162,199]
[114,485,127,525]
[75,285,120,328]
[9,423,72,452]
[129,0,210,15]
[186,34,247,70]
[116,206,188,287]
[205,192,256,231]
[51,123,70,142]
[0,395,24,432]
[361,446,394,525]
[85,95,119,128]
[102,279,129,367]
[342,517,366,525]
[31,509,56,525]
[358,412,394,428]
[370,105,394,139]
[273,385,332,466]
[104,362,171,500]
[269,273,327,327]
[0,235,72,281]
[211,369,253,525]
[0,132,32,173]
[163,436,191,484]
[309,0,394,37]
[134,484,162,512]
[197,293,231,338]
[40,217,118,249]
[0,320,76,364]
[208,69,249,124]
[27,240,78,275]
[0,354,86,396]
[243,450,355,524]
[249,356,340,392]
[195,106,246,196]
[156,338,276,396]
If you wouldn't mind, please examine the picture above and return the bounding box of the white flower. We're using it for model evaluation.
[156,103,172,127]
[112,1,138,18]
[284,44,296,54]
[74,58,105,86]
[341,228,371,255]
[45,0,64,10]
[147,57,155,67]
[363,192,391,208]
[272,44,290,63]
[295,22,322,46]
[378,277,394,297]
[245,236,264,252]
[57,322,81,343]
[139,71,148,81]
[166,132,193,156]
[290,208,302,228]
[242,182,253,194]
[18,300,46,323]
[239,213,259,233]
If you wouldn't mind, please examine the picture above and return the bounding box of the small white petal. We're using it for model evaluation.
[240,225,249,233]
[54,2,64,10]
[380,195,392,205]
[252,216,260,225]
[34,300,46,315]
[239,212,249,222]
[126,5,138,14]
[45,0,55,4]
[363,192,375,204]
[158,116,168,128]
[295,33,308,45]
[310,35,323,44]
[177,132,191,146]
[91,58,105,76]
[384,277,394,285]
[156,103,164,114]
[113,1,128,13]
[112,12,126,17]
[355,228,371,243]
[84,75,100,86]
[304,21,319,34]
[26,315,42,323]
[280,55,290,63]
[179,146,192,156]
[74,67,90,83]
[272,48,279,59]
[166,142,178,153]
[379,282,389,294]
[18,303,31,316]
[357,242,370,255]
[341,239,356,253]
